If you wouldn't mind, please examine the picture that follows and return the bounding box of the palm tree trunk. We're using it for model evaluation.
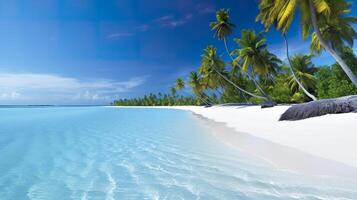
[223,37,234,60]
[199,93,212,105]
[204,92,218,104]
[224,37,271,100]
[308,0,357,87]
[283,34,317,101]
[215,85,224,97]
[213,67,268,100]
[192,91,211,105]
[178,88,212,105]
[191,91,212,105]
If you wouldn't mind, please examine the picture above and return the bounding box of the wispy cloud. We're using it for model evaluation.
[135,24,150,32]
[107,32,133,39]
[106,2,214,39]
[153,14,193,28]
[154,15,175,23]
[0,73,147,104]
[196,3,215,15]
[106,24,150,40]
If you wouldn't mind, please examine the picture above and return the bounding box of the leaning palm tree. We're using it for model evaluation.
[176,76,210,105]
[310,9,357,55]
[233,30,270,77]
[200,45,267,100]
[260,49,281,82]
[256,0,357,87]
[188,71,211,105]
[210,8,235,59]
[210,9,270,100]
[232,30,280,99]
[199,49,223,93]
[284,35,318,100]
[287,54,317,95]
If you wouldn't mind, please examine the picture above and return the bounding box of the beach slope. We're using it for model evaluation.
[172,106,357,169]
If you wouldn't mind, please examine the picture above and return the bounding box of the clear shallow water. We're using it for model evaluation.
[0,107,356,200]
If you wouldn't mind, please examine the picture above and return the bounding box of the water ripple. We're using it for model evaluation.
[0,107,356,199]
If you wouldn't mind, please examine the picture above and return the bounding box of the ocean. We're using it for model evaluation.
[0,107,356,199]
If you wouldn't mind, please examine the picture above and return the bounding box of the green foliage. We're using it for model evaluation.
[112,93,200,106]
[199,46,225,90]
[291,92,308,103]
[315,68,357,98]
[310,3,357,54]
[315,48,357,98]
[113,49,357,106]
[266,73,309,103]
[220,77,252,103]
[112,6,357,107]
[210,8,235,40]
[287,54,317,93]
[232,29,281,78]
[268,74,294,103]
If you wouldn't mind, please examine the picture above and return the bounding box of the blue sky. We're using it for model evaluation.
[0,0,356,105]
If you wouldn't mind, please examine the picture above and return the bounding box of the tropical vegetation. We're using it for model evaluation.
[112,1,357,106]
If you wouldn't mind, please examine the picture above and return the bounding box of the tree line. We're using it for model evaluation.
[113,0,357,106]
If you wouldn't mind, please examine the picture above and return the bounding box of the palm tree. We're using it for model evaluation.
[199,48,223,92]
[210,8,235,59]
[175,78,185,91]
[284,35,318,100]
[188,71,211,105]
[287,54,317,95]
[233,30,269,76]
[176,76,208,104]
[256,0,357,87]
[232,30,280,98]
[170,87,177,97]
[210,9,270,101]
[260,49,281,82]
[200,45,267,100]
[310,10,357,54]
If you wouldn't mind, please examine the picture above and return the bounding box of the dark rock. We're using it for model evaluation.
[279,95,357,121]
[261,101,277,109]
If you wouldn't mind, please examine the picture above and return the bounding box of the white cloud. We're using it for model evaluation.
[0,91,21,100]
[0,73,147,104]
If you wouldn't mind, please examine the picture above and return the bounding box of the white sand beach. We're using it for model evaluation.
[171,105,357,171]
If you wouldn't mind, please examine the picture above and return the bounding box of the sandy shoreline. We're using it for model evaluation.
[174,106,357,169]
[190,112,357,181]
[113,105,357,175]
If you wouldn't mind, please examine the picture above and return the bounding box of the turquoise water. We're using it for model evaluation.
[0,107,356,200]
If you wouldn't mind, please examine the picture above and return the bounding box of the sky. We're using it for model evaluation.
[0,0,356,105]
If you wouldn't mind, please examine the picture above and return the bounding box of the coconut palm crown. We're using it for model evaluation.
[232,30,279,78]
[210,8,235,40]
[256,0,357,86]
[175,78,185,90]
[310,6,357,54]
[288,54,317,93]
[256,0,333,37]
